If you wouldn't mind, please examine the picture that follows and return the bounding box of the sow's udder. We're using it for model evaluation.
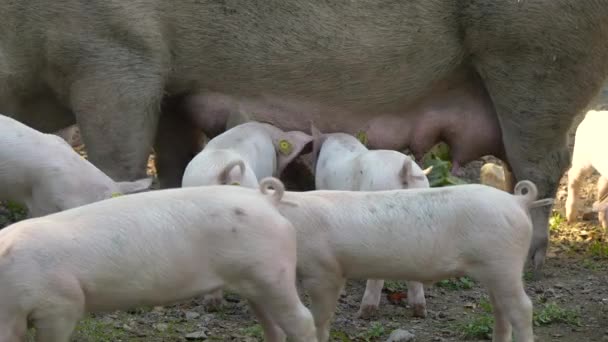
[184,81,504,172]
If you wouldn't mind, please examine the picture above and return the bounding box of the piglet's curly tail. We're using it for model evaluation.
[514,180,554,209]
[259,177,285,202]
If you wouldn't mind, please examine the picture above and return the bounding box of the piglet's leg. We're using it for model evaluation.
[596,176,608,229]
[303,277,345,342]
[565,163,592,223]
[406,281,427,318]
[248,300,286,342]
[247,286,316,342]
[487,291,512,342]
[32,299,84,341]
[357,279,384,318]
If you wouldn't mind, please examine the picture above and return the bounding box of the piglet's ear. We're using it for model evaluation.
[219,160,245,185]
[310,123,324,173]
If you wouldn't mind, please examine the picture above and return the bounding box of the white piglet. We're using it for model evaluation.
[566,110,608,228]
[0,114,152,217]
[182,121,311,309]
[182,121,312,188]
[311,125,431,318]
[258,177,552,342]
[0,179,317,342]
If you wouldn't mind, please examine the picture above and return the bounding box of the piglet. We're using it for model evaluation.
[566,110,608,229]
[182,121,311,309]
[182,121,312,188]
[0,178,317,342]
[259,177,553,342]
[311,125,431,319]
[0,114,152,217]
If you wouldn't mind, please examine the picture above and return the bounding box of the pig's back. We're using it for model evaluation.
[295,186,532,280]
[1,186,288,311]
[206,127,276,178]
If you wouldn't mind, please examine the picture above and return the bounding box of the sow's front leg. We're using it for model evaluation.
[470,19,608,276]
[70,50,167,182]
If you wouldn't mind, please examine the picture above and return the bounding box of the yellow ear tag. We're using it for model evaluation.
[356,131,368,146]
[278,139,293,155]
[111,192,123,198]
[230,182,241,186]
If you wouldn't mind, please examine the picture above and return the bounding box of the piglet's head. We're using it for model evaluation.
[273,130,313,177]
[399,157,431,189]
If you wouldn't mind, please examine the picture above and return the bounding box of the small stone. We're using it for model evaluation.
[185,311,201,320]
[554,283,565,289]
[154,323,169,332]
[185,330,208,340]
[464,302,476,309]
[386,329,415,342]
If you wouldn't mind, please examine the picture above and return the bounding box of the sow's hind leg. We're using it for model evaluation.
[467,4,608,275]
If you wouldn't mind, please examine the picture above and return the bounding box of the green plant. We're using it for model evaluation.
[588,240,608,259]
[330,330,352,342]
[421,142,468,188]
[478,297,493,313]
[437,277,475,290]
[384,280,408,292]
[359,322,385,341]
[533,302,581,327]
[548,212,565,231]
[242,324,264,339]
[457,314,494,340]
[2,200,28,222]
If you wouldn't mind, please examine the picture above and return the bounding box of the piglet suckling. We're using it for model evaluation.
[259,178,553,342]
[181,121,311,309]
[0,178,317,342]
[0,114,152,218]
[566,110,608,229]
[182,121,312,188]
[311,124,431,318]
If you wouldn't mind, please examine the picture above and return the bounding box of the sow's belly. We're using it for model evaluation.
[182,78,503,166]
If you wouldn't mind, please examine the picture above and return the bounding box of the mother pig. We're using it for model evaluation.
[1,1,607,273]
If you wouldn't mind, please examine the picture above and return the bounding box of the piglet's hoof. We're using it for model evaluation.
[356,304,379,319]
[412,304,427,318]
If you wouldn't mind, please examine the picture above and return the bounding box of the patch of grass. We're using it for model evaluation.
[478,297,493,313]
[533,302,581,327]
[549,211,565,231]
[1,200,28,223]
[457,314,494,340]
[582,258,603,271]
[588,240,608,259]
[384,280,408,292]
[330,330,353,342]
[436,277,475,290]
[241,324,264,339]
[73,317,130,341]
[358,322,386,341]
[523,271,535,282]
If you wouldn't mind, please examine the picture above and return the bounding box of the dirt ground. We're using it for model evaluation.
[3,102,608,341]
